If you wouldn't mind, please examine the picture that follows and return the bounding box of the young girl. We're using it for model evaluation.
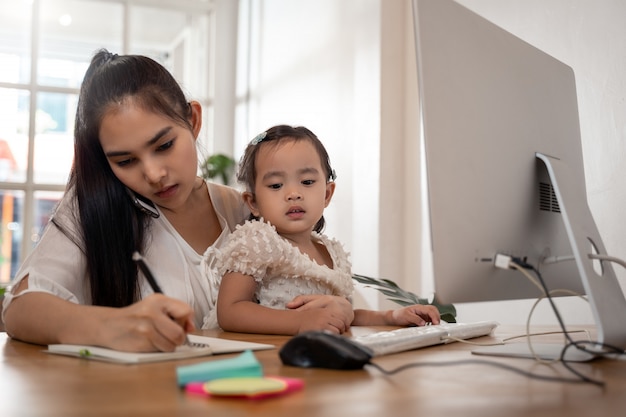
[212,125,440,335]
[2,52,353,352]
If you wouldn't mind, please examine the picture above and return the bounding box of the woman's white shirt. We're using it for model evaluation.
[1,181,247,329]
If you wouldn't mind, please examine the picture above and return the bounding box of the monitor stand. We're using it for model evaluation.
[473,153,626,361]
[473,342,595,362]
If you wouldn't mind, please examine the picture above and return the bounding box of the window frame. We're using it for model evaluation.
[0,0,217,284]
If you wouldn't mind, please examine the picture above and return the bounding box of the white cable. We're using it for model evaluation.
[541,255,575,265]
[541,252,626,270]
[502,329,591,343]
[588,253,626,270]
[508,261,544,293]
[524,288,588,364]
[495,253,625,364]
[442,336,504,347]
[506,258,588,364]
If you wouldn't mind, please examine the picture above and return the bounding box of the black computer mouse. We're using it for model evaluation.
[279,331,374,370]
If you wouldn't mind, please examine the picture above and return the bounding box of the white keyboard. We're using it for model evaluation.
[352,321,499,357]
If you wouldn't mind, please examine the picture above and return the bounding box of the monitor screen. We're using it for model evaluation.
[412,0,626,352]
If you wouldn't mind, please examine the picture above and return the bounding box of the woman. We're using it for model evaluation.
[2,50,353,352]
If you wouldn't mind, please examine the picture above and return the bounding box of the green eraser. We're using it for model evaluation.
[176,350,263,386]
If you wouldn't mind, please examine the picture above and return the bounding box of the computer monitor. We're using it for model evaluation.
[412,0,626,358]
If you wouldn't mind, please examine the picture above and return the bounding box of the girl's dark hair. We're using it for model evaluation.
[237,125,336,233]
[66,49,192,307]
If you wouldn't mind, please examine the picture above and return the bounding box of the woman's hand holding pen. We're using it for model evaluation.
[129,251,195,350]
[100,294,195,352]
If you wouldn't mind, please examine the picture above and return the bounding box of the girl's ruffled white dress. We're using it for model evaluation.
[204,220,354,329]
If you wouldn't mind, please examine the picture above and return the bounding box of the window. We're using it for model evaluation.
[0,0,215,285]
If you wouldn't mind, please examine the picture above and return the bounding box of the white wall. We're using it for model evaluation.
[235,0,626,325]
[212,0,240,156]
[235,0,386,308]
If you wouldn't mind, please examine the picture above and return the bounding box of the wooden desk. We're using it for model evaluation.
[1,326,624,417]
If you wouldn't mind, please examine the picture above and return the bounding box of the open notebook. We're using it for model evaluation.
[46,334,275,364]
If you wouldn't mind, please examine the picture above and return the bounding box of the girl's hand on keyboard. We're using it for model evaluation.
[387,304,441,327]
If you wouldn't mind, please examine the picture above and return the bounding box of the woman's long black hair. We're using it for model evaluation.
[66,49,193,307]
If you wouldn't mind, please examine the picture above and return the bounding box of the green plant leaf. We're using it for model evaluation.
[201,154,236,185]
[352,273,456,323]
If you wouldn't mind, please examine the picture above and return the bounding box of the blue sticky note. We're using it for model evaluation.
[176,350,263,386]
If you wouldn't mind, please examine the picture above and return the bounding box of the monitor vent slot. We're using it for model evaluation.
[539,182,561,213]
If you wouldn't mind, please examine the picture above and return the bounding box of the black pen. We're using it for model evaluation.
[132,251,200,347]
[132,251,163,294]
